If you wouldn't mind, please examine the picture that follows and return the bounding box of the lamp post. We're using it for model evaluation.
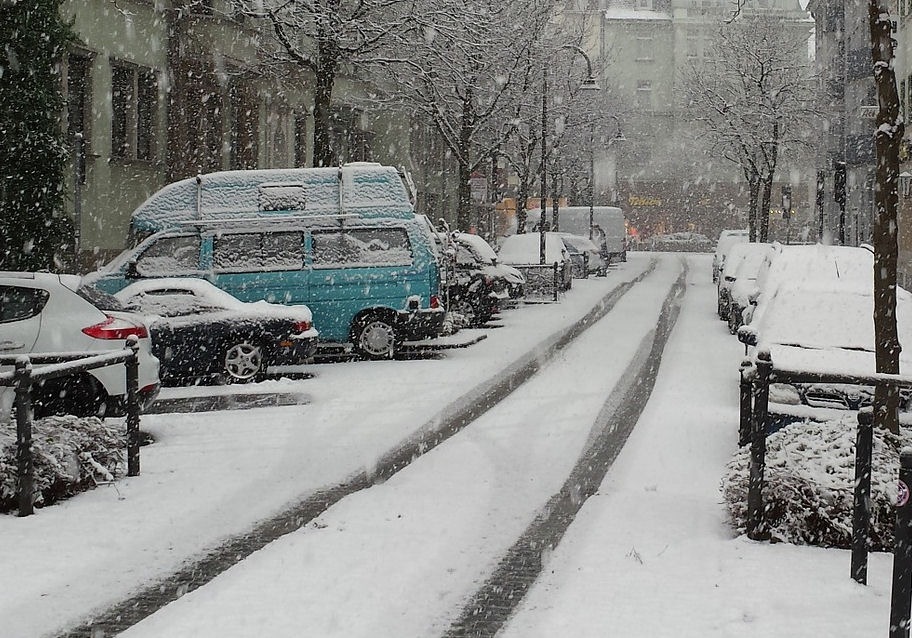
[539,46,601,264]
[590,115,625,241]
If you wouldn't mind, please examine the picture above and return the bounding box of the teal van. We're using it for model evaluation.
[88,164,444,359]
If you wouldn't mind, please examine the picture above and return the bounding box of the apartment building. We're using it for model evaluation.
[61,0,419,265]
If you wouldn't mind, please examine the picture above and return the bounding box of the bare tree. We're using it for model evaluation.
[868,0,903,434]
[377,0,556,230]
[232,0,418,167]
[684,15,815,241]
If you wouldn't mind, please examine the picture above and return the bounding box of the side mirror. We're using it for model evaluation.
[737,326,757,346]
[748,288,760,305]
[126,260,141,279]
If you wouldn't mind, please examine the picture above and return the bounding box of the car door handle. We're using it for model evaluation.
[0,340,24,351]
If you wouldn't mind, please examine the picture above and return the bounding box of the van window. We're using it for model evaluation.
[136,235,201,275]
[311,228,412,268]
[213,232,304,272]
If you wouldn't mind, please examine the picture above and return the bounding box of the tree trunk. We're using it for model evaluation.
[747,175,760,242]
[516,177,529,234]
[456,94,475,231]
[312,26,338,168]
[869,0,904,434]
[759,173,773,242]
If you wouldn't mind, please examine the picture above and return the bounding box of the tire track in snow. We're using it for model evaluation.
[58,260,659,638]
[444,259,688,638]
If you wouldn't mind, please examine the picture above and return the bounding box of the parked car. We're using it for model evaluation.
[738,283,912,412]
[716,242,772,321]
[650,232,714,253]
[557,233,607,276]
[523,206,627,264]
[497,232,573,292]
[0,272,160,419]
[451,232,525,299]
[742,243,874,329]
[114,278,319,385]
[713,229,750,283]
[726,243,777,334]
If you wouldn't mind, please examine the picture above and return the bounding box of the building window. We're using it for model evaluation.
[67,53,92,146]
[636,36,654,61]
[111,62,157,161]
[636,80,653,109]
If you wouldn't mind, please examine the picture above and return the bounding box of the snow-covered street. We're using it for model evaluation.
[0,254,897,638]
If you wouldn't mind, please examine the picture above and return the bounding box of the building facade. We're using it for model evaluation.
[568,0,813,240]
[61,0,424,268]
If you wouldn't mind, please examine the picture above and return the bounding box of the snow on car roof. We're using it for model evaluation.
[454,233,498,263]
[114,278,313,321]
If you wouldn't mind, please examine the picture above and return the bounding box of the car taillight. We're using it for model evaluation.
[82,315,149,340]
[430,295,441,309]
[293,320,312,332]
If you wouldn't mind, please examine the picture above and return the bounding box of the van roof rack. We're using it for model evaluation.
[176,213,362,227]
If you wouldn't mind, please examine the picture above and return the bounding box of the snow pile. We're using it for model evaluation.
[722,416,903,549]
[0,416,125,512]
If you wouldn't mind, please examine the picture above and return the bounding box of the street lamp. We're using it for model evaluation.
[539,46,601,265]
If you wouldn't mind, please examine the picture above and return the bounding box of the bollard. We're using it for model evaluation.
[851,408,874,584]
[125,336,141,477]
[14,357,34,517]
[890,447,912,638]
[552,262,559,301]
[747,349,771,541]
[738,359,753,448]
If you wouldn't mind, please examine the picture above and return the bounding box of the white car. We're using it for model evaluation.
[712,229,749,283]
[0,272,160,419]
[498,232,573,291]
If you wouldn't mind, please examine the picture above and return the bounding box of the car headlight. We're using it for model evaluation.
[769,383,802,405]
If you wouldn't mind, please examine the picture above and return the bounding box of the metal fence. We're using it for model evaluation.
[739,351,912,636]
[0,336,142,516]
[511,262,562,302]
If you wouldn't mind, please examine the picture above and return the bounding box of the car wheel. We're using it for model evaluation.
[33,374,108,419]
[353,314,397,360]
[223,341,265,383]
[452,297,480,326]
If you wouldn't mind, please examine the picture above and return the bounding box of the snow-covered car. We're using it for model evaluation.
[712,229,749,283]
[0,272,160,418]
[716,241,773,322]
[497,232,573,291]
[557,234,607,276]
[727,243,777,334]
[114,278,318,385]
[439,233,524,326]
[453,232,525,299]
[739,283,912,412]
[742,243,873,328]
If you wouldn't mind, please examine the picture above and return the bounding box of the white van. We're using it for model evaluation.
[523,206,627,264]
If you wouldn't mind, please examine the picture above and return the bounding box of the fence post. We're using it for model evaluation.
[14,357,34,517]
[851,407,874,584]
[125,336,141,477]
[738,359,753,447]
[890,447,912,638]
[552,262,558,301]
[747,348,771,541]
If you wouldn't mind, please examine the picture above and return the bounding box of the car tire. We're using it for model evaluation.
[352,313,397,360]
[33,373,108,419]
[223,341,266,383]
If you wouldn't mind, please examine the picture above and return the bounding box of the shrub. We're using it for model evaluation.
[0,415,125,513]
[721,415,905,550]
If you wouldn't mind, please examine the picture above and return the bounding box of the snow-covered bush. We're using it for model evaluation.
[722,415,905,550]
[0,415,125,513]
